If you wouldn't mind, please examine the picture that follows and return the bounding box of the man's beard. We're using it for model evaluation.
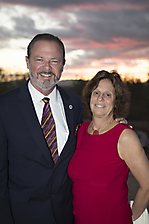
[29,70,61,91]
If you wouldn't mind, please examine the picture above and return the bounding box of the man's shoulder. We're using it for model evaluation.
[0,81,27,102]
[57,85,81,99]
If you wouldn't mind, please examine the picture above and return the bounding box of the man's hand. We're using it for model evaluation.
[115,118,128,124]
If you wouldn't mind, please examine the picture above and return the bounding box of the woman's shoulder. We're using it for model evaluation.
[117,123,133,131]
[119,124,139,146]
[76,121,91,136]
[117,124,142,160]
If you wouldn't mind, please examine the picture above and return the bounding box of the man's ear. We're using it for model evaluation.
[25,56,29,69]
[63,59,66,66]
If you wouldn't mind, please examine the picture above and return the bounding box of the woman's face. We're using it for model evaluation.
[90,79,116,118]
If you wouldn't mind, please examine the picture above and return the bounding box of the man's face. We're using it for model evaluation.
[26,40,65,94]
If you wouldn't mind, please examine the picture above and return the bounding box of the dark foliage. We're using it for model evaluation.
[0,79,149,121]
[127,81,149,121]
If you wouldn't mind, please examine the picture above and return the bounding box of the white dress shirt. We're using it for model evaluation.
[28,81,69,155]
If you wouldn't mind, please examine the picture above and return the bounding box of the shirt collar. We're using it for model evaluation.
[28,81,57,104]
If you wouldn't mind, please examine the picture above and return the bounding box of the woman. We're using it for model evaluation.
[68,70,149,224]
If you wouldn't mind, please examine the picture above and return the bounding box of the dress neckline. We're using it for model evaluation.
[87,121,119,136]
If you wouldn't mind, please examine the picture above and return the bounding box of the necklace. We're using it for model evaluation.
[90,119,114,135]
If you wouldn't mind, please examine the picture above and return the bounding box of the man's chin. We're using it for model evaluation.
[30,75,60,92]
[40,86,55,91]
[39,81,58,91]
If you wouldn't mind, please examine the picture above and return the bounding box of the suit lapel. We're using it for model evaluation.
[17,82,54,166]
[55,86,75,166]
[57,86,74,137]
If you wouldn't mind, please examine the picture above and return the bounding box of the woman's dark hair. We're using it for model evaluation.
[82,70,130,119]
[27,33,65,64]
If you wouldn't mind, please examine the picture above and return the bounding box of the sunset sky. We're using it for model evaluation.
[0,0,149,82]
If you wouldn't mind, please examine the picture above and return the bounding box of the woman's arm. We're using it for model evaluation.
[118,129,149,221]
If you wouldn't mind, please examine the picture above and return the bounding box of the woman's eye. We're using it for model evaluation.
[93,91,99,95]
[105,93,111,98]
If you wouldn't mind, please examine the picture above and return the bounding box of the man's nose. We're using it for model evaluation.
[44,61,52,69]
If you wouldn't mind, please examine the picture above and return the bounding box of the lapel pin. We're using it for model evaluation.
[69,104,73,109]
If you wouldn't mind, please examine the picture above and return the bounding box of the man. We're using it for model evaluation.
[0,33,83,224]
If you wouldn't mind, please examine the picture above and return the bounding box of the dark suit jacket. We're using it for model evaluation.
[0,81,83,224]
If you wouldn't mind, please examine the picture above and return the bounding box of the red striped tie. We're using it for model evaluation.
[41,98,59,164]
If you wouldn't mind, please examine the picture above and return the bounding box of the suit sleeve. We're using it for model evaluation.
[0,116,14,223]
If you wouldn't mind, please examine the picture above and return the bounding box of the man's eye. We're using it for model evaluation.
[36,58,42,62]
[51,60,58,64]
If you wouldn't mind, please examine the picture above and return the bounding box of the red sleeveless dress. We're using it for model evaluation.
[68,121,133,224]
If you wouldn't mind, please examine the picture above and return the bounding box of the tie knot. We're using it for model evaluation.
[42,98,50,104]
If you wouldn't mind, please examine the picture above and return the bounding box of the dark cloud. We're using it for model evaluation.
[12,16,37,38]
[0,1,148,44]
[0,0,149,9]
[0,16,37,48]
[73,8,149,43]
[0,0,149,78]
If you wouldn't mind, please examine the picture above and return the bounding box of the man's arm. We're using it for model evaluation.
[0,117,14,223]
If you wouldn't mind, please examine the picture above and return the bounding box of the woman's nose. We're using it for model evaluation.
[97,93,104,101]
